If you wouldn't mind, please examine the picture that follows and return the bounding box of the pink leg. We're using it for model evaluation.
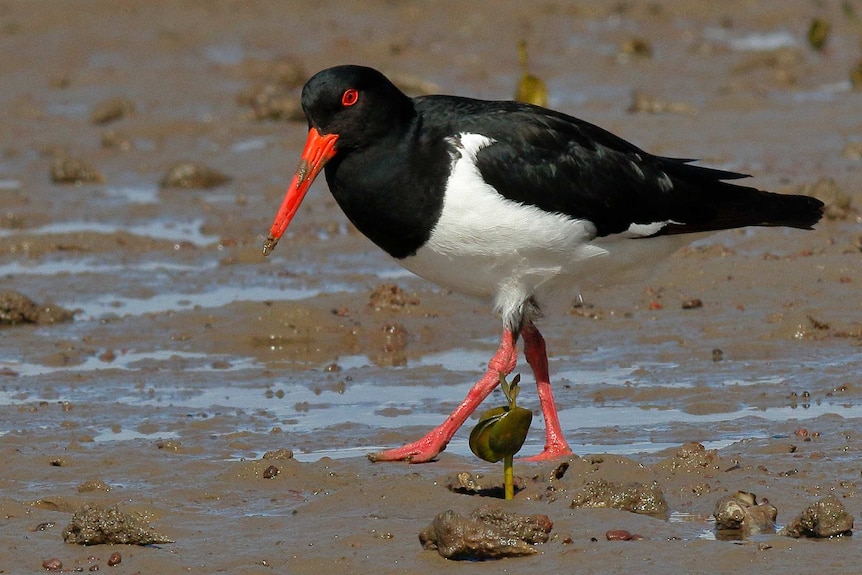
[368,329,518,463]
[521,322,573,461]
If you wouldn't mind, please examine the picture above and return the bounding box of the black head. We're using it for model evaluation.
[300,65,415,151]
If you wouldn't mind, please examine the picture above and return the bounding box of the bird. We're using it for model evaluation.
[262,64,824,464]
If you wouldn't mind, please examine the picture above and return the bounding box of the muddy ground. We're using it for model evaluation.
[1,1,862,573]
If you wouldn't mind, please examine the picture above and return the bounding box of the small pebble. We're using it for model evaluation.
[50,157,104,184]
[619,37,653,58]
[159,162,230,189]
[682,298,703,309]
[42,558,63,571]
[90,97,135,124]
[237,84,305,121]
[263,465,279,479]
[32,522,55,532]
[156,439,182,451]
[107,551,122,566]
[807,18,830,51]
[100,129,131,150]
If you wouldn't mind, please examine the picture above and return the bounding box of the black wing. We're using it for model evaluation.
[421,97,823,237]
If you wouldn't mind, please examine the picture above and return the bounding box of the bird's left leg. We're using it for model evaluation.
[368,328,518,463]
[521,321,573,461]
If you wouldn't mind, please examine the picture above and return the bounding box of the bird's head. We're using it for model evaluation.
[263,65,412,255]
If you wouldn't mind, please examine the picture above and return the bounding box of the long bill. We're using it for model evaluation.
[263,127,339,255]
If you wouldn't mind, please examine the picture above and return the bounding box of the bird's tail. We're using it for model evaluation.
[655,159,825,235]
[720,185,824,230]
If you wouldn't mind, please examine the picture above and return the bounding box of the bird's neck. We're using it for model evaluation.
[324,126,449,259]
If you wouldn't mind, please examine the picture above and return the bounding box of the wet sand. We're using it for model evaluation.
[1,1,861,573]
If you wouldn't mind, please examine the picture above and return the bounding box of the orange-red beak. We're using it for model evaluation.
[263,127,339,255]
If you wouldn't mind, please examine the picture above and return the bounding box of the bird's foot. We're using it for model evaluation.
[520,441,573,462]
[368,435,446,464]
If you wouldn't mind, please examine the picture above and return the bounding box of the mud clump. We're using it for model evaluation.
[262,448,294,460]
[605,529,645,541]
[655,441,720,473]
[570,478,668,518]
[50,156,104,184]
[419,506,552,560]
[240,57,307,88]
[62,504,173,545]
[790,177,855,221]
[365,285,420,367]
[159,161,231,189]
[843,141,862,160]
[237,83,305,121]
[41,558,62,571]
[619,37,653,59]
[90,96,135,124]
[100,129,132,151]
[852,59,862,89]
[369,322,409,367]
[76,479,112,493]
[713,491,777,536]
[781,495,853,538]
[730,46,804,88]
[628,91,695,115]
[236,57,307,121]
[0,290,75,326]
[367,284,419,311]
[471,505,552,544]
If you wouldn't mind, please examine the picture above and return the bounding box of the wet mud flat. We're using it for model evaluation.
[1,0,862,573]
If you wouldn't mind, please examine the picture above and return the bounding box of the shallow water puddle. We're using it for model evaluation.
[14,218,219,246]
[72,283,325,319]
[101,184,161,204]
[4,343,858,463]
[0,350,259,379]
[0,259,212,277]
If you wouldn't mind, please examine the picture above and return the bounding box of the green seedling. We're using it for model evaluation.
[469,373,533,500]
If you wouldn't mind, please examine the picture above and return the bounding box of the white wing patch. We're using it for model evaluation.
[428,133,599,257]
[625,221,673,238]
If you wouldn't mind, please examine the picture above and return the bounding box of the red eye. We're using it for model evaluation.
[341,88,359,106]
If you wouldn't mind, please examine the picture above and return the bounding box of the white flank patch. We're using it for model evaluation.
[399,132,606,326]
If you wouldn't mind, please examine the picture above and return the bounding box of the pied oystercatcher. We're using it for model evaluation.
[263,65,824,463]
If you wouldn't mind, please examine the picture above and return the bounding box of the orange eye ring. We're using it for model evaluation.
[341,88,359,106]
